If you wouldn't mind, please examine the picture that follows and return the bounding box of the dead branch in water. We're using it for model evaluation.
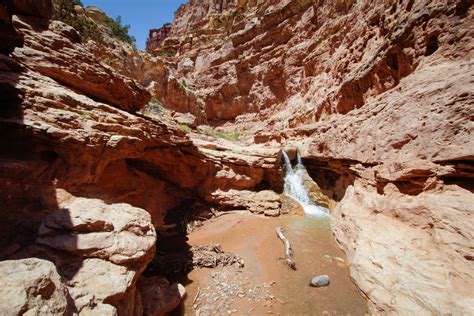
[276,226,296,270]
[192,287,201,307]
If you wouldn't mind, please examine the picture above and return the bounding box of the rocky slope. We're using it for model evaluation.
[147,0,474,314]
[0,1,285,314]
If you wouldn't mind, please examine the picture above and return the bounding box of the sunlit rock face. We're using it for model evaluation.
[145,0,474,314]
[146,0,473,125]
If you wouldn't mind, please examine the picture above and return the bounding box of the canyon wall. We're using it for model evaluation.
[0,0,472,314]
[146,0,473,124]
[0,1,282,314]
[146,0,474,314]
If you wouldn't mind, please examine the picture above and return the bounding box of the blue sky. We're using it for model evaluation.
[82,0,188,49]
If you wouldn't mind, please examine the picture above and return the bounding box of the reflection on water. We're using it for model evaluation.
[274,215,367,315]
[288,215,331,234]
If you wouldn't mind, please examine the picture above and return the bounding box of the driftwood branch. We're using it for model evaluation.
[192,287,201,307]
[276,226,296,270]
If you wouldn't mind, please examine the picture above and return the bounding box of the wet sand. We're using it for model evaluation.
[176,211,367,315]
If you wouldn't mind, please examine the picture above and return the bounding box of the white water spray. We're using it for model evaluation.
[282,151,328,217]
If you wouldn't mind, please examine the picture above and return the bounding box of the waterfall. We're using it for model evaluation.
[296,151,303,167]
[282,151,328,217]
[282,150,294,174]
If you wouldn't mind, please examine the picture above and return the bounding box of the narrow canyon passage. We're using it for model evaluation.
[1,0,472,315]
[177,212,367,315]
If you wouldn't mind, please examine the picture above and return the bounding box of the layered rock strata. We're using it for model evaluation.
[146,0,474,314]
[0,1,284,314]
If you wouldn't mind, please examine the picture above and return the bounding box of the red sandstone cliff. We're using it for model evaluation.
[0,0,472,314]
[145,0,474,313]
[0,1,281,313]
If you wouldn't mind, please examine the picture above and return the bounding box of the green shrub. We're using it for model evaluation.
[102,15,136,45]
[52,0,102,42]
[199,126,241,141]
[159,49,177,57]
[53,0,135,45]
[141,97,163,116]
[177,124,192,133]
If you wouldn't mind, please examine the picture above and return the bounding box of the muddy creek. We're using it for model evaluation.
[174,212,367,315]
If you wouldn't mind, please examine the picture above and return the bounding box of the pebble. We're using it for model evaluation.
[310,275,330,287]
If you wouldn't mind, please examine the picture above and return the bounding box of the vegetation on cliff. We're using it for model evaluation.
[52,0,101,42]
[102,15,136,45]
[52,0,135,45]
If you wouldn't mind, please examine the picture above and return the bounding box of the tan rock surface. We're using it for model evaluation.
[280,195,304,216]
[147,0,473,130]
[37,197,156,265]
[145,0,473,313]
[2,0,473,315]
[207,189,281,215]
[63,258,139,315]
[11,16,150,112]
[331,182,474,314]
[0,258,71,315]
[6,195,157,315]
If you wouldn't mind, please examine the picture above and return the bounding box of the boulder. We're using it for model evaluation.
[29,197,157,314]
[173,112,198,128]
[138,276,186,316]
[0,258,71,315]
[280,195,305,216]
[300,167,331,209]
[62,258,139,315]
[207,189,281,215]
[310,275,330,287]
[37,197,156,265]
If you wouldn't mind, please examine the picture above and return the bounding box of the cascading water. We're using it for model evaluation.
[282,151,328,217]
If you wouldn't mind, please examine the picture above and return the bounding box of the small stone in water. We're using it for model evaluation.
[310,275,330,287]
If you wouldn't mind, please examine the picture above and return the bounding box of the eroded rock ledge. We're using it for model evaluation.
[1,0,473,314]
[145,0,473,313]
[0,1,285,314]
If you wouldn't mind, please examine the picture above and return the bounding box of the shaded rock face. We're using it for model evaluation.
[137,276,186,316]
[0,1,24,54]
[0,1,282,315]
